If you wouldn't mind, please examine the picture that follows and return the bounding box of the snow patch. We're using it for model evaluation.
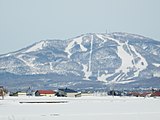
[156,45,160,48]
[152,63,160,67]
[104,37,148,82]
[118,79,136,84]
[152,51,158,55]
[111,73,126,83]
[96,34,108,42]
[153,72,160,77]
[25,41,48,53]
[129,45,148,76]
[82,64,92,80]
[4,54,11,57]
[88,35,93,72]
[97,70,113,82]
[49,62,54,70]
[81,35,94,80]
[17,54,35,68]
[16,54,41,74]
[65,37,87,58]
[116,43,133,73]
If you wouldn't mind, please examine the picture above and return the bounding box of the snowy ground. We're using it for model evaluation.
[0,96,160,120]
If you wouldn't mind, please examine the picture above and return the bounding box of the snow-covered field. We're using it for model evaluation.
[0,96,160,120]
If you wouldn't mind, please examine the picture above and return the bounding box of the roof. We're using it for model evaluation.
[151,91,160,97]
[139,92,151,97]
[17,91,27,93]
[59,88,77,93]
[36,90,55,94]
[128,92,141,96]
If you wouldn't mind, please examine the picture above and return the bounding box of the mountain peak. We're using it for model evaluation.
[25,40,49,53]
[0,32,160,90]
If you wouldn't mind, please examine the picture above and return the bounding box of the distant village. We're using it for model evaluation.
[1,85,160,100]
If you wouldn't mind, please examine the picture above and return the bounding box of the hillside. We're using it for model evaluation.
[0,32,160,90]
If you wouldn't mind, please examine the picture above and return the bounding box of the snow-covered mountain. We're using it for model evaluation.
[0,32,160,90]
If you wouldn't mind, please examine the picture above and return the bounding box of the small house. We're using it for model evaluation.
[127,92,141,97]
[151,91,160,97]
[10,91,27,96]
[35,90,56,97]
[139,92,151,97]
[17,91,27,96]
[57,88,81,97]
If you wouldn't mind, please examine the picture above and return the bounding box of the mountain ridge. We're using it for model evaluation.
[0,32,160,90]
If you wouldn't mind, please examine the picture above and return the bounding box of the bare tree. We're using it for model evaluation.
[0,86,4,100]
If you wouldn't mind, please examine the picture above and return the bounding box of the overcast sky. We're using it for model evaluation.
[0,0,160,54]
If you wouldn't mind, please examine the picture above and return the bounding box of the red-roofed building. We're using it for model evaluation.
[139,92,151,97]
[35,90,56,97]
[128,92,141,97]
[151,91,160,97]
